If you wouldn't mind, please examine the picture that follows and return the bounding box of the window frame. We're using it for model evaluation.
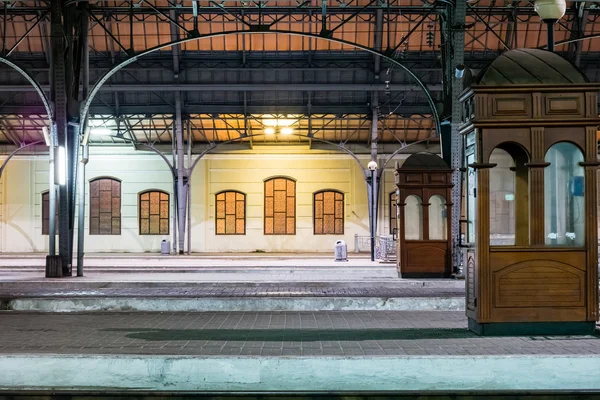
[41,190,57,235]
[215,190,246,235]
[89,177,122,235]
[138,189,170,235]
[389,191,397,234]
[313,189,344,235]
[264,176,296,235]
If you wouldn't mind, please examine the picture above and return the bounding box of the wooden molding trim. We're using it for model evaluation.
[525,162,551,168]
[468,162,497,170]
[579,161,600,167]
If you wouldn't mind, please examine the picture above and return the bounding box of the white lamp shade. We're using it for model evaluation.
[534,0,566,21]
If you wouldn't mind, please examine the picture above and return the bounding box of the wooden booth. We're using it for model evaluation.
[394,152,453,278]
[459,48,600,335]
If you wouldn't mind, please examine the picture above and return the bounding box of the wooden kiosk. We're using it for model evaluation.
[459,48,600,335]
[394,153,453,278]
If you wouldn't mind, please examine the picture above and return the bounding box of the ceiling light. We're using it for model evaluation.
[534,0,566,21]
[263,119,278,127]
[281,127,293,135]
[265,127,275,135]
[90,128,112,136]
[277,119,296,127]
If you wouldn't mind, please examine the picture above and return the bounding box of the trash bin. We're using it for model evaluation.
[334,240,348,262]
[161,240,170,256]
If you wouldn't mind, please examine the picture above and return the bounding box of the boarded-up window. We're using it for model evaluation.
[41,191,57,235]
[314,190,344,234]
[215,191,245,235]
[264,177,295,235]
[90,178,121,235]
[390,192,397,234]
[139,190,169,235]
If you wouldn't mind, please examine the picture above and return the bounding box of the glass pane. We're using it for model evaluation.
[236,193,244,201]
[335,219,343,234]
[90,217,99,234]
[90,181,99,198]
[545,142,585,247]
[324,214,335,233]
[236,200,244,218]
[489,148,515,246]
[286,217,295,234]
[160,219,169,235]
[274,191,286,212]
[324,192,335,214]
[225,192,235,214]
[265,217,273,234]
[226,215,235,233]
[160,192,168,201]
[274,212,286,233]
[100,191,111,213]
[216,199,225,218]
[160,200,169,217]
[265,197,273,217]
[140,218,149,235]
[335,200,343,218]
[287,197,295,217]
[111,180,120,197]
[112,217,120,234]
[315,193,323,201]
[141,200,149,218]
[141,193,149,201]
[112,197,120,215]
[429,195,447,240]
[287,179,295,194]
[150,215,160,234]
[216,219,225,234]
[315,200,323,218]
[315,219,323,234]
[265,180,273,197]
[150,192,160,215]
[216,193,225,201]
[99,214,111,234]
[99,179,111,191]
[405,195,423,240]
[90,197,99,217]
[466,149,476,244]
[274,179,286,191]
[236,219,244,234]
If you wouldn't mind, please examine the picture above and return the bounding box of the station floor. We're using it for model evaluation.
[0,254,599,393]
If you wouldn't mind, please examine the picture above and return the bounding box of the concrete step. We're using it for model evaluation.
[0,280,465,289]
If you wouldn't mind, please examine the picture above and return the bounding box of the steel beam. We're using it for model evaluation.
[175,94,186,255]
[0,83,444,92]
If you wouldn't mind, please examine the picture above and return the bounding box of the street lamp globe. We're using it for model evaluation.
[534,0,566,22]
[367,160,378,171]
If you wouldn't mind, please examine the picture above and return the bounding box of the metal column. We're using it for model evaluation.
[50,0,72,274]
[175,94,186,254]
[450,0,466,272]
[77,5,89,276]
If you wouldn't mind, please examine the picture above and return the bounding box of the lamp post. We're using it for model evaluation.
[534,0,566,52]
[368,160,378,262]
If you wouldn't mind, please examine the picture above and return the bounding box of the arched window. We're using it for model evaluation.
[489,144,529,246]
[544,142,585,247]
[405,195,423,240]
[264,177,295,235]
[216,191,246,235]
[139,190,169,235]
[41,191,57,235]
[389,192,397,234]
[314,190,344,234]
[429,195,447,240]
[90,177,121,235]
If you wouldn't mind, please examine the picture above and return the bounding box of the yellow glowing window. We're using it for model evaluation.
[264,177,295,235]
[314,190,344,235]
[216,191,246,235]
[139,190,170,235]
[90,178,121,235]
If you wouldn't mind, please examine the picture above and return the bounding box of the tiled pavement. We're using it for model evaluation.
[0,311,598,356]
